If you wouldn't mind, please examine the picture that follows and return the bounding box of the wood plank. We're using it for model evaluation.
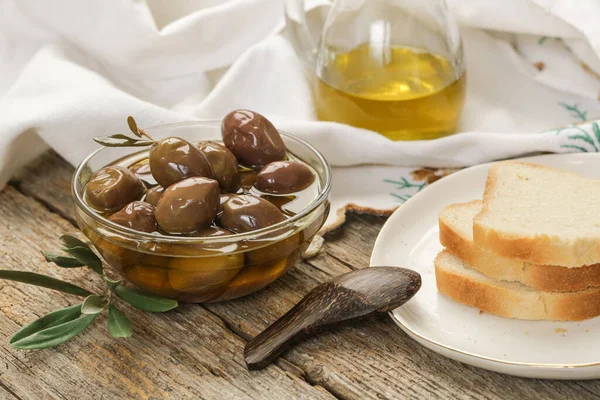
[12,151,600,400]
[0,186,334,400]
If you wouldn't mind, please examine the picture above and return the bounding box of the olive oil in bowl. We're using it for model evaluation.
[313,45,466,140]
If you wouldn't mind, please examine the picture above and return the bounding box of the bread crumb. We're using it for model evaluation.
[555,328,567,333]
[479,310,484,315]
[524,332,528,336]
[586,330,590,332]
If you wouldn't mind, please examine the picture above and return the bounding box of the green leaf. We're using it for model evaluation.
[10,304,82,344]
[107,306,132,338]
[59,235,90,250]
[62,246,103,275]
[42,251,86,268]
[93,134,153,147]
[114,286,178,312]
[127,116,141,138]
[11,313,97,349]
[103,276,122,291]
[0,270,92,297]
[567,133,596,150]
[81,295,106,315]
[592,122,600,146]
[561,144,589,152]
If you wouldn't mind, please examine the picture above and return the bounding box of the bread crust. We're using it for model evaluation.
[440,201,600,292]
[473,161,600,268]
[434,251,600,321]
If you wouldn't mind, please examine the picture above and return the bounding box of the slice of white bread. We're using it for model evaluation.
[440,201,600,292]
[473,161,600,268]
[434,251,600,321]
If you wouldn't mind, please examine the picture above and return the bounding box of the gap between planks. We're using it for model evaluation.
[7,180,342,400]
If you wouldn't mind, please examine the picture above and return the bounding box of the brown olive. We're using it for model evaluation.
[239,170,258,190]
[255,161,315,194]
[221,109,286,169]
[85,166,145,211]
[197,141,241,193]
[218,194,286,233]
[149,137,214,188]
[168,252,243,293]
[155,177,220,234]
[194,226,234,238]
[144,186,165,206]
[108,201,157,233]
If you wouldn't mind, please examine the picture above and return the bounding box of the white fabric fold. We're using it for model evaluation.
[1,0,600,228]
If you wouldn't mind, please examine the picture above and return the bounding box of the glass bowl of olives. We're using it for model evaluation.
[72,110,331,302]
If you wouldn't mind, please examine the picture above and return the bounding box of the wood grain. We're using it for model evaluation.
[9,150,600,400]
[0,186,333,400]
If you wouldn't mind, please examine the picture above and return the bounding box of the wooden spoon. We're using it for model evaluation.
[244,266,421,370]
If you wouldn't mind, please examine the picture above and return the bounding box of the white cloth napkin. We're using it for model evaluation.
[1,0,600,230]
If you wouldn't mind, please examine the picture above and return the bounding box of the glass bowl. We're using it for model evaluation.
[72,121,331,302]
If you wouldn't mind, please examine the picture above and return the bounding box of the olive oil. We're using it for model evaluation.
[314,45,466,140]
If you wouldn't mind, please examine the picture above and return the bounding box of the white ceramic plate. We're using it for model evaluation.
[370,153,600,379]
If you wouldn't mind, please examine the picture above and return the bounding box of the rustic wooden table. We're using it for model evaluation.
[0,151,599,399]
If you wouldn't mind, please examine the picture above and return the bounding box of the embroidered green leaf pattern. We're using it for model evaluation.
[558,102,588,122]
[551,121,600,153]
[383,177,426,203]
[592,122,600,145]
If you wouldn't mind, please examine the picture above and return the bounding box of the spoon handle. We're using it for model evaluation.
[244,267,421,370]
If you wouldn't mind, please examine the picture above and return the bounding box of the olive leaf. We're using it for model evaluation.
[114,286,178,312]
[107,306,132,338]
[81,295,106,315]
[11,313,97,350]
[61,246,103,275]
[0,270,92,297]
[59,235,89,250]
[93,134,153,148]
[103,276,122,291]
[42,251,86,268]
[10,304,82,346]
[127,116,141,138]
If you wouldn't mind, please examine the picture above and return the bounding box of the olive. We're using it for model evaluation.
[108,201,157,233]
[85,166,145,211]
[197,141,241,193]
[144,186,165,206]
[218,194,286,233]
[239,170,258,190]
[255,161,315,194]
[194,226,234,238]
[168,252,243,293]
[149,137,214,188]
[155,177,220,234]
[221,109,286,169]
[123,265,176,297]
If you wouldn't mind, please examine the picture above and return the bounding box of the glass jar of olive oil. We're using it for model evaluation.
[285,0,466,140]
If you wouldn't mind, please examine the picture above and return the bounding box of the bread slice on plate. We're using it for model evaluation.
[440,201,600,292]
[473,161,600,268]
[434,251,600,321]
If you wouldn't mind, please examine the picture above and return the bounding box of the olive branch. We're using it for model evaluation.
[2,234,178,349]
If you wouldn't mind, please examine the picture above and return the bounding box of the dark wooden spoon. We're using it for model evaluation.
[244,266,421,370]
